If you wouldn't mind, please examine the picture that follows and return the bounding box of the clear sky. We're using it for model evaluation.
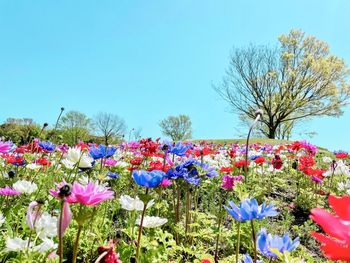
[0,0,349,151]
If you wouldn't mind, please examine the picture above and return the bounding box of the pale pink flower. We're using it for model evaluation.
[26,201,42,230]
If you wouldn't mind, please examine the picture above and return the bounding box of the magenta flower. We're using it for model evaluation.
[0,141,15,153]
[49,180,77,203]
[103,158,118,166]
[0,186,21,196]
[71,182,114,206]
[160,178,172,187]
[221,175,235,190]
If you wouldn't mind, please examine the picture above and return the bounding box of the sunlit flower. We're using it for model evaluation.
[38,141,56,152]
[33,238,58,253]
[135,216,168,228]
[5,237,30,252]
[119,195,154,211]
[64,147,93,168]
[89,145,117,159]
[0,140,15,153]
[13,180,38,194]
[35,212,58,239]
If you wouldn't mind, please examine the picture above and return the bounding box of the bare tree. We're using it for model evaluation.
[94,112,126,145]
[215,29,350,139]
[159,115,192,141]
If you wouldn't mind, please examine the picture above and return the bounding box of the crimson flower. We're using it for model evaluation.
[271,155,283,169]
[310,195,350,261]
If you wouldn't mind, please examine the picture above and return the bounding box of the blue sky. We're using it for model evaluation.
[0,0,349,151]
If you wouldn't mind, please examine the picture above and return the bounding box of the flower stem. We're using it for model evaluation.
[235,221,241,263]
[72,224,83,263]
[250,220,257,263]
[185,188,191,237]
[214,202,223,262]
[58,200,64,263]
[136,188,149,262]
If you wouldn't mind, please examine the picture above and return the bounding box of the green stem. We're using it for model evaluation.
[136,188,149,262]
[235,221,241,263]
[72,225,83,263]
[250,220,257,263]
[214,201,223,262]
[185,189,191,236]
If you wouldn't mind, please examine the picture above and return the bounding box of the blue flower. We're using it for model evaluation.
[38,141,56,152]
[165,158,216,185]
[257,228,299,258]
[225,198,278,222]
[239,254,262,263]
[132,170,165,188]
[167,142,190,157]
[107,171,120,179]
[89,145,117,159]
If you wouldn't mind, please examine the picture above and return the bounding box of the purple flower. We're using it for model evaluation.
[0,186,21,196]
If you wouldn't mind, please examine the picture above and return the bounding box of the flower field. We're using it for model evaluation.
[0,138,349,262]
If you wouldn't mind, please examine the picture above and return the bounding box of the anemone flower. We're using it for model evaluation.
[225,198,278,222]
[89,145,117,160]
[0,186,21,196]
[132,170,165,188]
[310,195,350,261]
[257,228,299,258]
[0,140,15,153]
[71,181,114,206]
[38,141,56,152]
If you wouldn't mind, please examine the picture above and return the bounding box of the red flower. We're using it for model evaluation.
[97,240,122,263]
[201,260,212,263]
[335,152,349,159]
[130,157,143,166]
[289,141,303,151]
[35,157,52,166]
[220,167,233,173]
[310,195,350,261]
[234,159,249,168]
[271,155,283,169]
[254,156,265,165]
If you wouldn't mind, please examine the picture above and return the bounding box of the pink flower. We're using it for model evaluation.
[0,141,15,153]
[221,175,235,190]
[71,182,114,206]
[160,178,172,187]
[103,159,118,166]
[0,186,21,196]
[49,180,76,203]
[26,201,42,229]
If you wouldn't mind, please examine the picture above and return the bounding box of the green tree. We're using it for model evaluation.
[159,115,192,141]
[59,111,91,145]
[0,118,42,144]
[215,29,350,139]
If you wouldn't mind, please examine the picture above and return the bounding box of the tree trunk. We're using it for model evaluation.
[268,126,276,139]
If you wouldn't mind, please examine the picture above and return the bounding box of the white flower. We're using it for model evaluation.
[5,237,29,252]
[135,216,167,228]
[323,160,350,177]
[13,180,38,194]
[0,212,5,226]
[33,238,57,253]
[26,163,42,170]
[120,195,154,211]
[35,212,58,239]
[338,180,350,195]
[65,147,93,168]
[322,156,333,164]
